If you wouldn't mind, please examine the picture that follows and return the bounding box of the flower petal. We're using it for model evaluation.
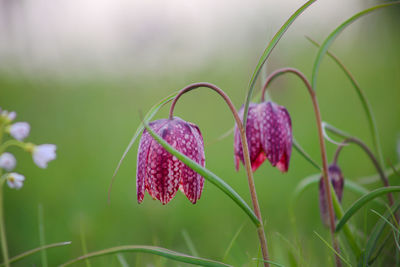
[179,121,205,204]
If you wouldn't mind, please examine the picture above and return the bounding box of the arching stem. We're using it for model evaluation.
[331,134,395,208]
[261,68,342,267]
[169,82,270,267]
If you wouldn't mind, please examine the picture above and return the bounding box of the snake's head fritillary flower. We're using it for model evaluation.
[137,117,205,205]
[6,172,25,190]
[32,144,57,168]
[0,153,17,171]
[319,164,344,227]
[8,122,30,141]
[234,101,292,172]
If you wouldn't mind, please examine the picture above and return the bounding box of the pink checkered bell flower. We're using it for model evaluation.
[136,117,205,205]
[234,101,292,172]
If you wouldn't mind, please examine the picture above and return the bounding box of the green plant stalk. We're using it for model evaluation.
[242,0,316,127]
[261,68,342,267]
[306,36,383,167]
[169,83,269,266]
[60,245,231,267]
[329,183,361,256]
[0,174,9,267]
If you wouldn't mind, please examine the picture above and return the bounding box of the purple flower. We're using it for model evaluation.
[234,101,292,172]
[319,164,344,227]
[136,117,205,205]
[9,122,30,141]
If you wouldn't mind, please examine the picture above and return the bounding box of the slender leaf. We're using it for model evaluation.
[336,186,400,232]
[371,209,400,235]
[307,36,383,166]
[361,200,400,266]
[313,231,352,267]
[60,245,231,267]
[142,119,260,227]
[293,138,321,171]
[116,254,130,267]
[108,91,178,202]
[311,1,400,90]
[0,241,71,267]
[222,223,246,261]
[182,230,199,258]
[243,0,316,126]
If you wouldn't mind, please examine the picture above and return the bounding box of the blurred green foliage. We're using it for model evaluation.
[0,12,399,267]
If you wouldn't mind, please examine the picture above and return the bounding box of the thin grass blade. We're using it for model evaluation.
[252,258,286,267]
[313,231,352,267]
[336,186,400,232]
[242,0,316,126]
[38,204,48,267]
[60,245,231,267]
[293,138,321,171]
[182,230,199,257]
[0,241,71,266]
[222,223,246,261]
[311,1,400,91]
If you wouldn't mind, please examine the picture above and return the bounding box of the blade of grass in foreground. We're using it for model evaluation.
[311,1,400,91]
[361,200,400,266]
[0,241,71,267]
[142,118,260,227]
[38,204,48,267]
[336,186,400,232]
[243,0,316,126]
[60,245,231,267]
[108,91,179,202]
[314,231,352,267]
[307,36,383,167]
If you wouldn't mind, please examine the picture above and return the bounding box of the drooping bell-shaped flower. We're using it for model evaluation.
[234,101,292,172]
[319,164,344,227]
[136,117,205,205]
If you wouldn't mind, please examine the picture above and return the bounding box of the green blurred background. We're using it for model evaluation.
[0,1,399,266]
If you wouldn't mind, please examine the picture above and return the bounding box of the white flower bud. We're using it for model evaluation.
[0,153,16,171]
[9,122,30,141]
[33,144,57,168]
[6,172,25,190]
[1,110,16,122]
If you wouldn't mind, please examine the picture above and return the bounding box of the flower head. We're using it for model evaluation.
[319,164,344,227]
[137,117,205,205]
[234,101,292,172]
[0,109,16,123]
[32,144,57,168]
[8,122,30,141]
[6,172,25,190]
[0,152,16,171]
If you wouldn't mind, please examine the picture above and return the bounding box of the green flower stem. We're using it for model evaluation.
[329,183,361,256]
[169,82,269,267]
[0,178,9,267]
[327,123,395,207]
[0,140,27,155]
[261,68,342,267]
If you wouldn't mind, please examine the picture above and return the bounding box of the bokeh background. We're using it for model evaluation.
[0,0,399,266]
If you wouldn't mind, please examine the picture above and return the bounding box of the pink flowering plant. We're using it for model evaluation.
[1,1,400,266]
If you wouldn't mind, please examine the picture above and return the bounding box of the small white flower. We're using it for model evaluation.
[1,110,16,122]
[6,172,25,190]
[0,153,16,171]
[9,122,30,141]
[33,144,57,168]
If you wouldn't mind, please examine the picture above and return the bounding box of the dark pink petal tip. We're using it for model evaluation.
[136,117,205,205]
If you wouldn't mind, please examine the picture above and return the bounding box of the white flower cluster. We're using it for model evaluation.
[0,107,57,190]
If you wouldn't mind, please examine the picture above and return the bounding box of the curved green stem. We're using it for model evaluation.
[169,82,269,266]
[326,123,394,207]
[306,36,384,168]
[0,140,27,154]
[262,68,342,267]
